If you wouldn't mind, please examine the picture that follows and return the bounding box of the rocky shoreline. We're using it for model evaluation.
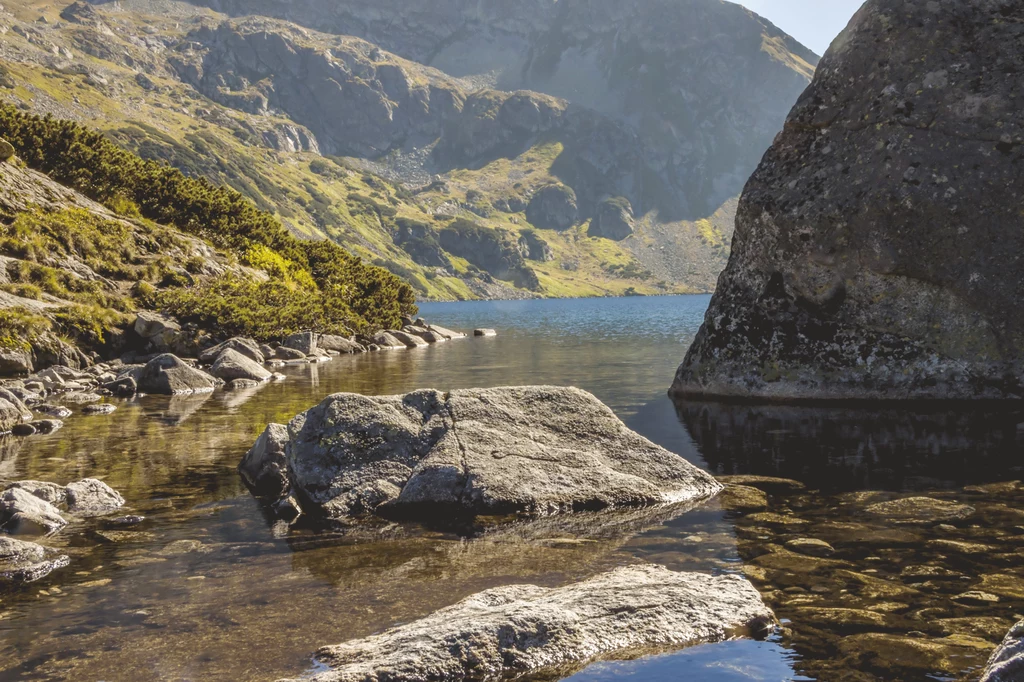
[0,311,491,439]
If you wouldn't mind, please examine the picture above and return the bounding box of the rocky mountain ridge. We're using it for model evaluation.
[0,0,816,300]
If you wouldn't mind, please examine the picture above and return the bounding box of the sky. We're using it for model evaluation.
[735,0,865,56]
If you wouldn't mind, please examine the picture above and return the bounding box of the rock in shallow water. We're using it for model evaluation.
[210,348,272,383]
[0,488,67,535]
[981,620,1024,682]
[672,0,1024,400]
[134,354,218,395]
[0,536,69,583]
[254,386,721,521]
[279,565,773,682]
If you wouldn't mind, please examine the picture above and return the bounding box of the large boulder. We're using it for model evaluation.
[198,337,264,365]
[389,330,428,348]
[0,487,67,535]
[981,620,1024,682]
[137,354,218,395]
[526,184,578,231]
[372,332,406,350]
[279,565,772,682]
[0,537,69,584]
[0,138,15,162]
[258,386,720,522]
[210,349,272,383]
[590,197,635,241]
[673,0,1024,400]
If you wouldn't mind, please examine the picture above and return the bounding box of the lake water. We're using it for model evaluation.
[0,295,1021,681]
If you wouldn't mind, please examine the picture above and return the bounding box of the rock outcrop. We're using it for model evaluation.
[590,197,635,241]
[673,0,1024,400]
[525,184,578,231]
[248,386,720,522]
[980,620,1024,682]
[279,565,773,682]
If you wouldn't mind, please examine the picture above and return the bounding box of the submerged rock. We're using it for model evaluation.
[672,0,1024,400]
[0,536,69,583]
[281,565,772,682]
[864,497,974,525]
[474,328,497,337]
[257,386,721,522]
[981,620,1024,682]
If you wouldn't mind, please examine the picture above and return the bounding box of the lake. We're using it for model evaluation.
[0,295,1021,681]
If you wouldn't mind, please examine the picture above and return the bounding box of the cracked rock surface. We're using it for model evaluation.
[247,386,721,521]
[673,0,1024,400]
[278,565,773,682]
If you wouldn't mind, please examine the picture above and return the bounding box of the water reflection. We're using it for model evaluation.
[674,399,1024,492]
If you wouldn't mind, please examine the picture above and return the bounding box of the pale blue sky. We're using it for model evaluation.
[735,0,865,56]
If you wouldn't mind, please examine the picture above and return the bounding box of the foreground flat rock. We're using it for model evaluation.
[252,386,720,521]
[279,565,773,682]
[981,620,1024,682]
[673,0,1024,400]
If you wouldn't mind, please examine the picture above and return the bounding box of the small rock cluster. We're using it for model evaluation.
[0,477,127,585]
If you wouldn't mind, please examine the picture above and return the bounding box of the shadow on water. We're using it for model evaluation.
[673,398,1024,492]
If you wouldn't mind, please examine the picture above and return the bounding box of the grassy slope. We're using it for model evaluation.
[0,0,716,300]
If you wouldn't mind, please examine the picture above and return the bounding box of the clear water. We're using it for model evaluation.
[0,295,1020,682]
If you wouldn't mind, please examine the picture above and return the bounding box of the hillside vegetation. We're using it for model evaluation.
[0,103,416,358]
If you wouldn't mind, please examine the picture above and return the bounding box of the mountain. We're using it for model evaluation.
[0,0,815,300]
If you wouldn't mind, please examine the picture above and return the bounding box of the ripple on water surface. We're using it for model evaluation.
[0,295,1020,682]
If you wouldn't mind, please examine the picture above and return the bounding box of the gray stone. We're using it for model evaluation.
[372,332,406,350]
[65,478,125,516]
[284,331,318,355]
[280,565,772,682]
[427,324,466,340]
[133,311,181,349]
[30,419,62,433]
[672,0,1024,400]
[199,337,264,365]
[474,328,497,337]
[272,386,721,522]
[0,397,25,433]
[319,335,365,354]
[0,348,32,376]
[981,620,1024,682]
[239,423,289,498]
[0,536,70,584]
[0,487,67,535]
[137,354,218,395]
[0,388,33,423]
[210,349,272,383]
[5,480,66,506]
[389,330,428,348]
[104,375,137,397]
[275,346,307,361]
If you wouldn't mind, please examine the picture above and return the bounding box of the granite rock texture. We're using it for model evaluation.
[673,0,1024,400]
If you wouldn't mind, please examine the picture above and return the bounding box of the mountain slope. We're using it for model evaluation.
[0,0,816,300]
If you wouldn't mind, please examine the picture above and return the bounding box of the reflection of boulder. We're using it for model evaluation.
[673,398,1024,491]
[288,566,772,682]
[149,393,213,426]
[288,500,708,590]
